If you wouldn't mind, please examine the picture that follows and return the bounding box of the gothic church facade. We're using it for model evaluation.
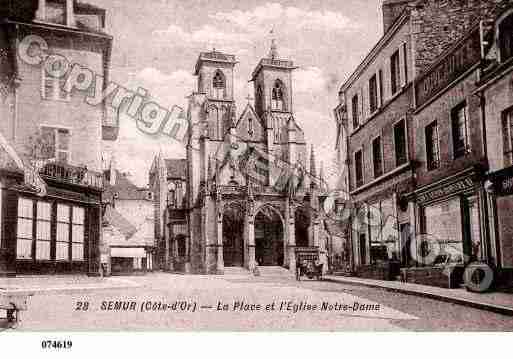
[177,43,329,274]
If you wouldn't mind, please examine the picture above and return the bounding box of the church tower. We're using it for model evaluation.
[194,50,238,141]
[251,39,298,120]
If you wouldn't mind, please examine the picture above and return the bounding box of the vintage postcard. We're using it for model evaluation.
[0,0,513,353]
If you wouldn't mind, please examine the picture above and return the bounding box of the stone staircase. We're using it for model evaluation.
[256,266,295,279]
[222,266,295,281]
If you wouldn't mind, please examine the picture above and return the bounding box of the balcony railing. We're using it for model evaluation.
[40,162,103,190]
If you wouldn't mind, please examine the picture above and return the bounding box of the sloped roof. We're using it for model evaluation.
[104,170,150,201]
[103,205,137,239]
[165,159,187,180]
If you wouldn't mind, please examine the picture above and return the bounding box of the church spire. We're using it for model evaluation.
[207,155,213,182]
[310,145,317,178]
[269,33,278,59]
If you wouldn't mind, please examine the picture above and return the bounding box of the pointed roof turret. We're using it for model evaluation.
[310,145,317,178]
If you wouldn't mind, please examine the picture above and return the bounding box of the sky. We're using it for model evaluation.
[92,0,384,187]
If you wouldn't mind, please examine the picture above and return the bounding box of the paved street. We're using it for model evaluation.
[2,273,513,331]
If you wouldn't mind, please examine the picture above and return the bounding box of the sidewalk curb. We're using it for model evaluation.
[325,277,513,317]
[0,278,141,296]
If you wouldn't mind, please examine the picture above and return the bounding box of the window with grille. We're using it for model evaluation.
[41,126,71,163]
[425,121,440,171]
[390,50,401,95]
[355,149,363,188]
[372,136,383,178]
[394,119,408,166]
[212,70,225,100]
[451,102,471,158]
[271,80,285,111]
[369,75,378,114]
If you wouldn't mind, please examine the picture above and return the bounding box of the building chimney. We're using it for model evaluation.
[66,0,75,27]
[35,0,46,21]
[382,0,411,34]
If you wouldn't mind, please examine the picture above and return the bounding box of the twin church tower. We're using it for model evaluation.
[171,41,328,275]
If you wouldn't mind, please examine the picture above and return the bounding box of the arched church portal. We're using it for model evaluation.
[255,205,284,266]
[223,203,245,267]
[295,206,310,248]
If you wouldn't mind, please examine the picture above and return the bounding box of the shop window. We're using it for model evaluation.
[56,204,70,261]
[501,107,513,166]
[369,75,378,114]
[451,102,470,158]
[36,202,51,260]
[41,126,71,163]
[499,12,513,62]
[16,199,85,262]
[390,50,401,95]
[354,149,363,188]
[372,136,383,178]
[352,94,359,129]
[359,233,367,265]
[422,198,464,265]
[16,198,34,260]
[394,119,408,166]
[72,207,85,261]
[425,121,440,171]
[212,70,225,100]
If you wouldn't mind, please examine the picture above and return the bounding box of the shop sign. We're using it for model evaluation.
[488,166,513,197]
[417,178,474,203]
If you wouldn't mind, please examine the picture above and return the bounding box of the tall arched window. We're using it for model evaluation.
[271,80,285,111]
[256,85,263,114]
[212,70,226,99]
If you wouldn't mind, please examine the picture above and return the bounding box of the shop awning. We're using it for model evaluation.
[111,247,146,258]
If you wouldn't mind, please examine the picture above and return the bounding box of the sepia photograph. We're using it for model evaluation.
[0,0,512,354]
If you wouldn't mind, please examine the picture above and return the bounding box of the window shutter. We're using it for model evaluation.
[502,114,511,166]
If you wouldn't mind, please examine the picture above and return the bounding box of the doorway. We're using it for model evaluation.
[255,205,284,266]
[223,203,245,267]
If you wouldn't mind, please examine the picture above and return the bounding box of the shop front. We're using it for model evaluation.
[405,169,487,288]
[486,166,513,286]
[0,168,102,277]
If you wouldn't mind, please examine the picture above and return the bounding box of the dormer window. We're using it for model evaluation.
[212,70,226,100]
[499,12,513,63]
[271,80,285,111]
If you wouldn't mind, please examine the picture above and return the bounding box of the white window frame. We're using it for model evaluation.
[41,66,71,102]
[40,125,72,163]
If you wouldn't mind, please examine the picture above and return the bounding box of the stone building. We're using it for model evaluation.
[163,43,327,275]
[102,161,155,275]
[0,0,115,276]
[149,154,188,271]
[335,0,505,282]
[477,3,513,285]
[406,24,488,285]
